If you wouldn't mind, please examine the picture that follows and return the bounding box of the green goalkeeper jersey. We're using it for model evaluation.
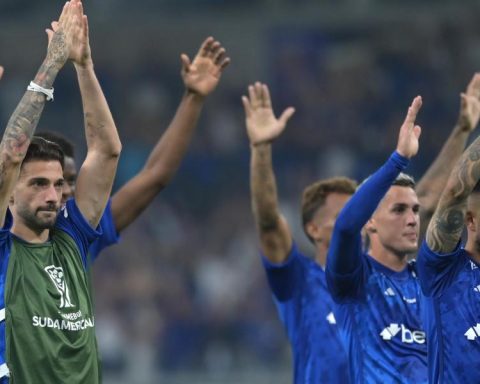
[0,200,101,383]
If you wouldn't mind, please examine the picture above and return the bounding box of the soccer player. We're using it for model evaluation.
[39,35,230,260]
[417,76,480,383]
[244,82,354,383]
[0,1,121,382]
[326,96,428,383]
[243,77,480,382]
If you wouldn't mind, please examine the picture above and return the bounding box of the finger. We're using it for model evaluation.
[0,66,4,81]
[219,57,231,71]
[83,15,89,41]
[467,73,480,99]
[180,54,191,73]
[58,2,70,24]
[45,28,55,45]
[403,96,422,126]
[207,41,220,59]
[460,93,468,110]
[198,37,214,57]
[213,48,225,65]
[278,107,295,126]
[51,21,59,32]
[242,96,252,118]
[254,82,263,104]
[413,125,422,139]
[261,84,271,109]
[248,84,258,108]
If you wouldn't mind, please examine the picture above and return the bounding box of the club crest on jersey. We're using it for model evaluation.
[45,265,75,308]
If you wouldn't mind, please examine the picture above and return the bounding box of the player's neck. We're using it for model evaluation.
[465,238,480,265]
[11,221,50,244]
[369,244,408,272]
[314,245,327,268]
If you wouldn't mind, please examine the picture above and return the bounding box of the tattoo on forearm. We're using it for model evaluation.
[428,203,465,252]
[427,137,480,252]
[251,145,280,231]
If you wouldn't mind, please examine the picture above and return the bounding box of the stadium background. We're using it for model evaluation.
[1,0,480,382]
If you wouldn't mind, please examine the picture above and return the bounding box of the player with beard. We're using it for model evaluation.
[0,1,121,382]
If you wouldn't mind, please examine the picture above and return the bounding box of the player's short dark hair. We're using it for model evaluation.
[22,136,65,170]
[36,131,75,158]
[301,177,357,241]
[392,172,416,189]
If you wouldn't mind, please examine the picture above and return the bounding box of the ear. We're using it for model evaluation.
[365,218,377,234]
[305,221,320,242]
[466,210,476,232]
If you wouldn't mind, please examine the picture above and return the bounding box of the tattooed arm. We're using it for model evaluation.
[52,1,121,228]
[111,37,230,232]
[417,73,480,240]
[244,82,295,263]
[0,2,77,226]
[426,132,480,253]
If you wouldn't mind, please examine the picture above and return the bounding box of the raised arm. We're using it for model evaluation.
[426,125,480,254]
[243,82,295,263]
[111,37,230,232]
[417,74,480,238]
[50,0,121,227]
[0,2,78,226]
[326,97,422,294]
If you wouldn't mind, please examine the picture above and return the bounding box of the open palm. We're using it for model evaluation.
[243,82,295,145]
[182,37,230,96]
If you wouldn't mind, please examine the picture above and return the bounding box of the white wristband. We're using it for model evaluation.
[27,81,54,101]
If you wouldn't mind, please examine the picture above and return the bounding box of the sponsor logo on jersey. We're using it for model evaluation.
[384,287,395,296]
[380,323,425,344]
[45,265,74,308]
[326,312,336,324]
[465,324,480,340]
[402,296,417,304]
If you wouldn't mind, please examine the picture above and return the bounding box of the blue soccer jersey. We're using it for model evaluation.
[87,199,120,262]
[417,241,480,384]
[262,243,350,384]
[326,151,428,383]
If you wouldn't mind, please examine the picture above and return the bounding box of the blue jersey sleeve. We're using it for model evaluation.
[416,239,464,297]
[88,199,120,262]
[261,243,305,302]
[55,199,102,268]
[326,151,409,301]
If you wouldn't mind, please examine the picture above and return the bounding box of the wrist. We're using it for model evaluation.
[455,116,473,133]
[251,141,272,149]
[185,88,206,102]
[74,60,94,72]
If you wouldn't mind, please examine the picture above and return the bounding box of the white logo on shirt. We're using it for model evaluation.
[63,207,68,218]
[402,296,417,304]
[380,323,425,344]
[45,265,74,308]
[326,312,336,324]
[465,324,480,340]
[470,261,478,270]
[474,285,480,293]
[384,287,395,296]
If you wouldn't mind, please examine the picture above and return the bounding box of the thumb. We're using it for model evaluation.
[0,66,4,80]
[413,125,421,140]
[45,28,54,45]
[180,54,191,73]
[278,107,295,126]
